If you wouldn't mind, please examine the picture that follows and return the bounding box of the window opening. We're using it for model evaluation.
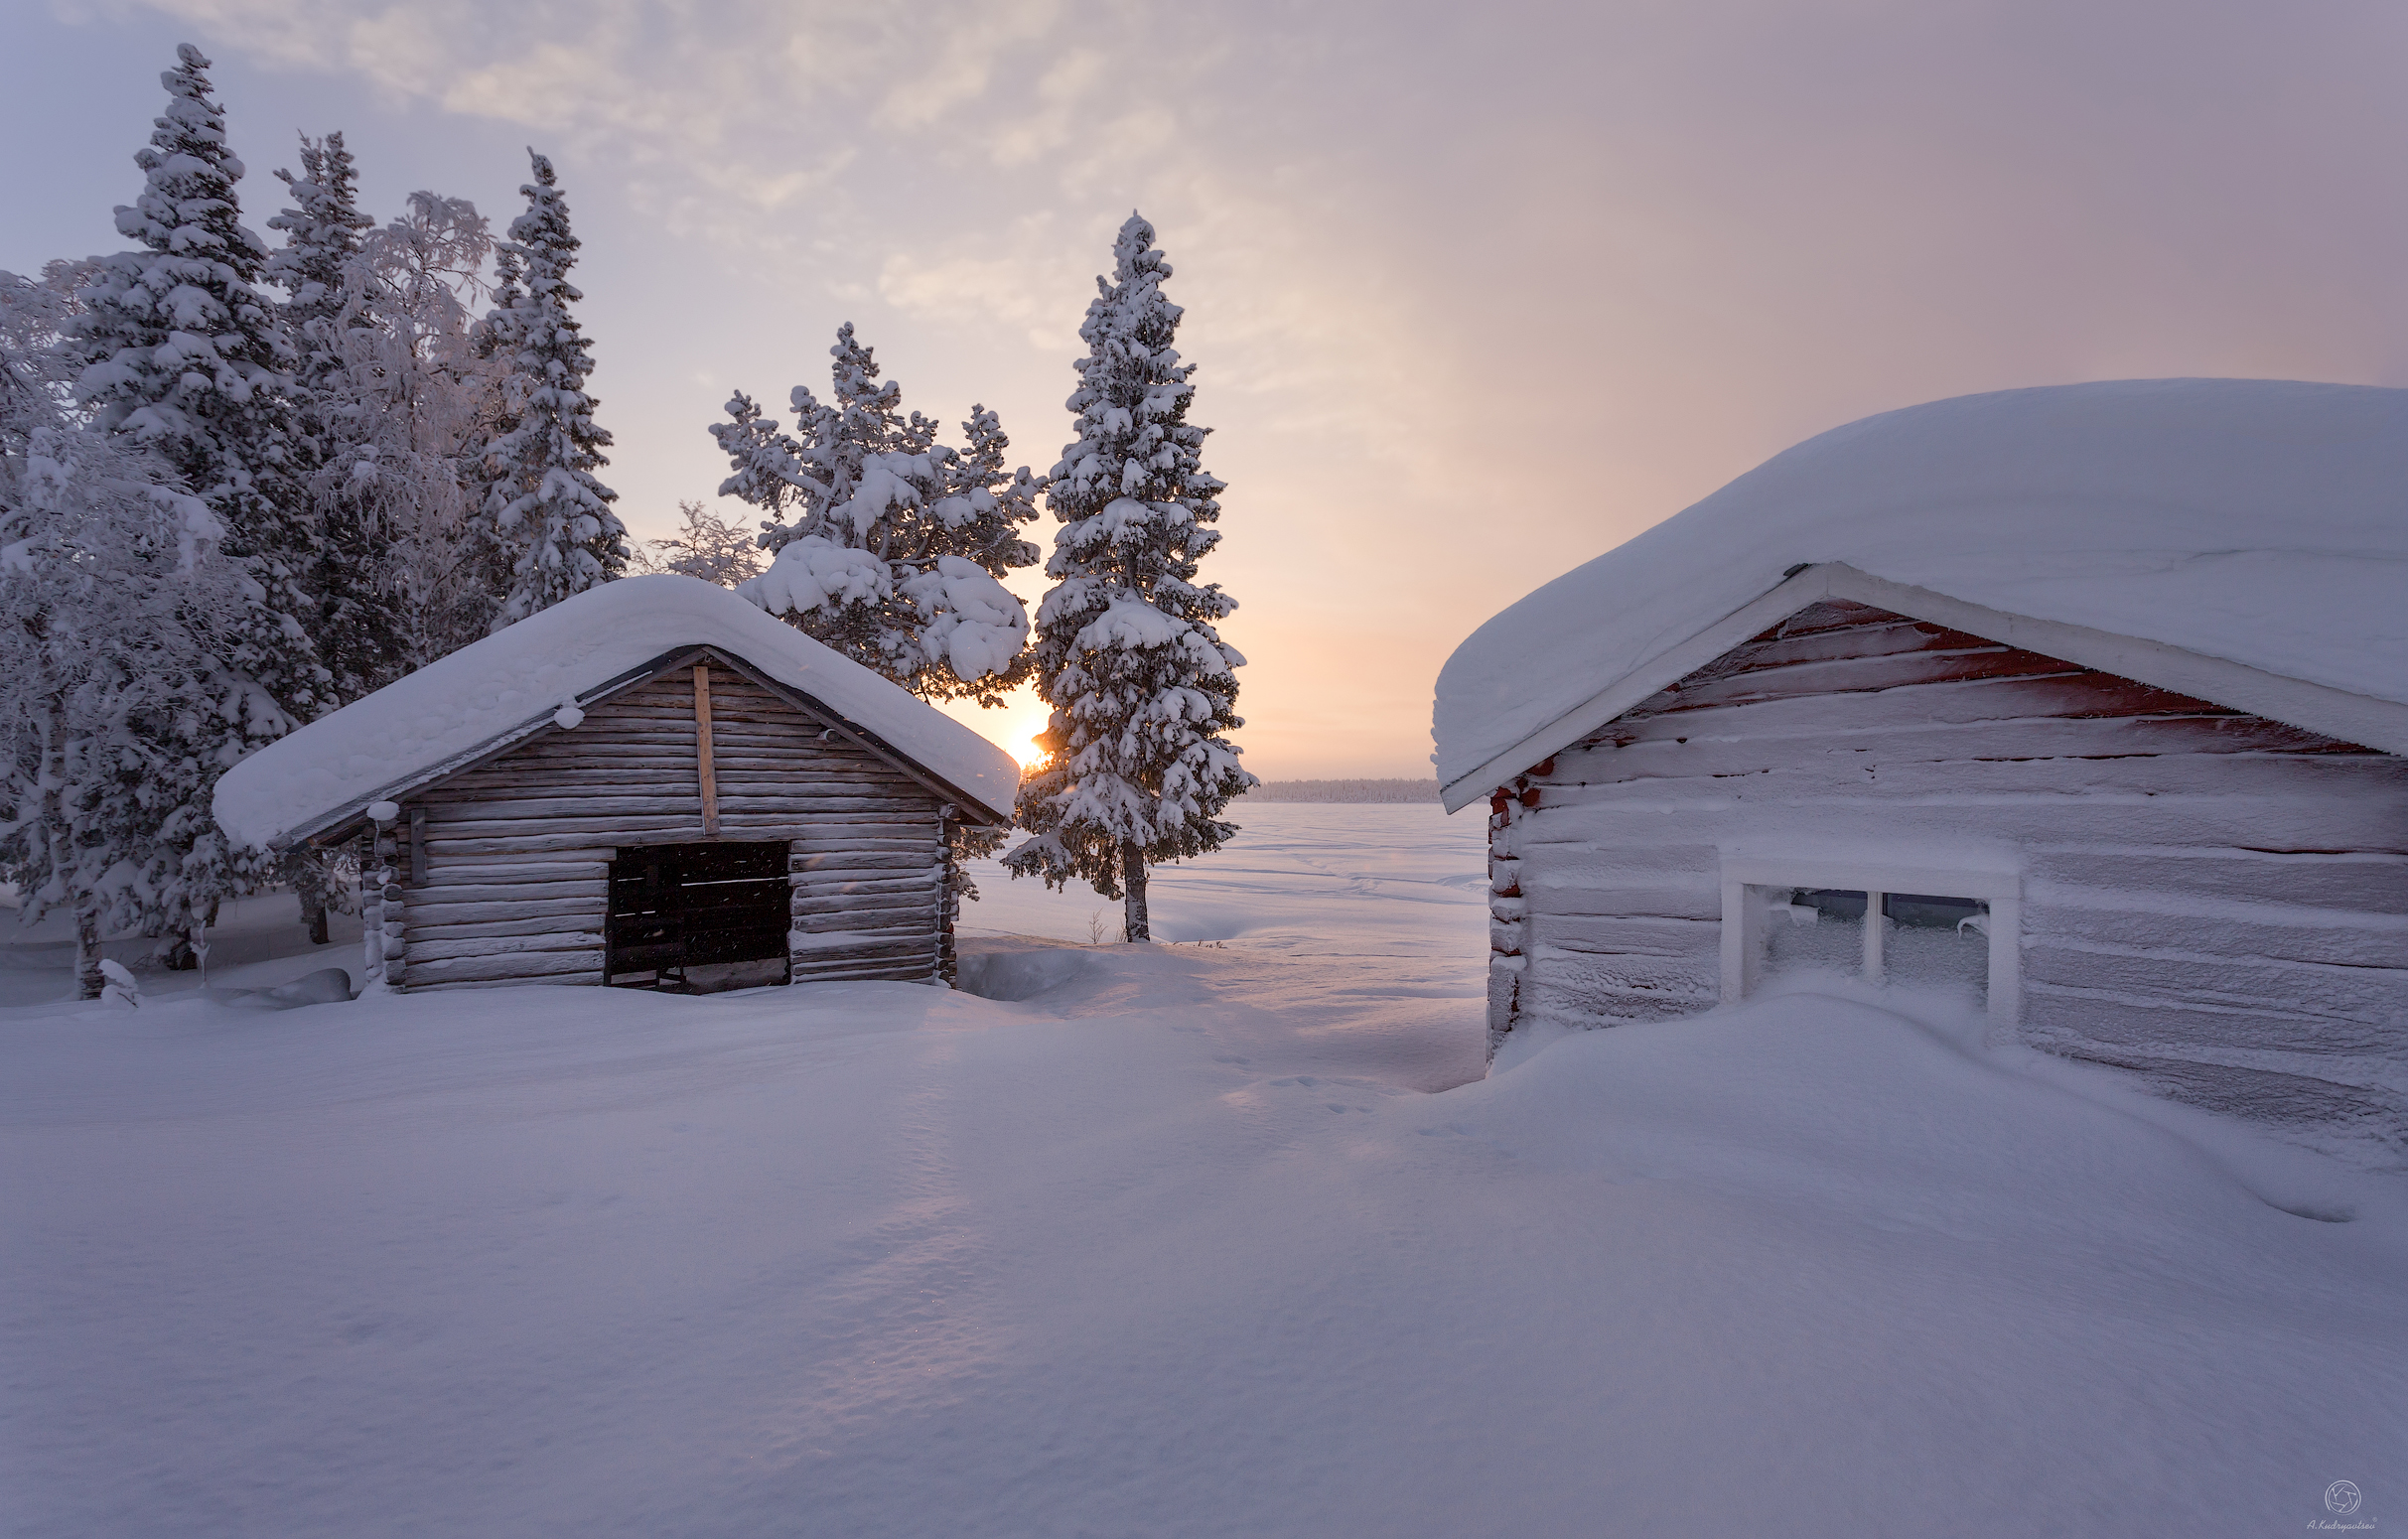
[1881,892,1989,999]
[1758,885,1989,1007]
[605,840,790,993]
[1765,888,1868,975]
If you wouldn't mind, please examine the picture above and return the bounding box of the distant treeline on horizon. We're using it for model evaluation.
[1243,778,1442,803]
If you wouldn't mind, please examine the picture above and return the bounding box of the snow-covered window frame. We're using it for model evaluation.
[1718,859,2022,1031]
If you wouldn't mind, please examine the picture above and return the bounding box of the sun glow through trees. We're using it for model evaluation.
[940,686,1053,771]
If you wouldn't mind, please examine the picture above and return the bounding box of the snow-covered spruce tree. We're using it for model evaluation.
[710,323,1041,704]
[477,151,627,630]
[258,132,388,943]
[1003,214,1253,942]
[709,390,806,525]
[268,129,405,712]
[478,244,526,368]
[267,132,373,352]
[0,335,283,996]
[70,44,327,725]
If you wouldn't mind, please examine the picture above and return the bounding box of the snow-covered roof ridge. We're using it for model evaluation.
[215,575,1022,849]
[1434,378,2408,803]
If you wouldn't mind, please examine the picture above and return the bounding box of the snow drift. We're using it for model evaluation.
[4,937,2398,1536]
[1434,378,2408,792]
[214,575,1022,849]
[5,807,2396,1535]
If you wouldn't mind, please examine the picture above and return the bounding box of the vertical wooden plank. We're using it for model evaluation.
[1863,889,1886,983]
[1987,890,2023,1046]
[1718,875,1751,1004]
[935,806,955,985]
[783,838,804,987]
[407,805,427,886]
[359,829,384,989]
[693,662,719,835]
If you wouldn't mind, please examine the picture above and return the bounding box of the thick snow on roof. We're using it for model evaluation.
[1436,379,2408,791]
[215,575,1021,848]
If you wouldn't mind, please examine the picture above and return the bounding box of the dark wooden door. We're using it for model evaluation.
[605,841,790,990]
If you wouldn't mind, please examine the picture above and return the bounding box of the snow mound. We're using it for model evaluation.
[953,942,1098,1002]
[215,575,1021,849]
[200,967,356,1011]
[1475,993,2332,1220]
[1435,378,2408,791]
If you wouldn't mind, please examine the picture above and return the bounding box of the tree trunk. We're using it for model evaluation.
[1120,839,1151,943]
[74,909,103,1001]
[296,862,331,946]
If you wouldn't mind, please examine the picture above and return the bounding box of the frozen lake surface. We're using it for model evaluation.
[961,800,1490,951]
[3,805,2401,1536]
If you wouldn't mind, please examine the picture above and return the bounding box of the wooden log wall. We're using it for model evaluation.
[395,662,950,992]
[1491,599,2408,1152]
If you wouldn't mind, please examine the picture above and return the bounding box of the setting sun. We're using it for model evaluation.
[940,685,1053,772]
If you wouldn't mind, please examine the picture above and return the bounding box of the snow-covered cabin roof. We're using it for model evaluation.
[1435,378,2408,810]
[215,575,1022,848]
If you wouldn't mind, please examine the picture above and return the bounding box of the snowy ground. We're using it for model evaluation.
[4,806,2400,1537]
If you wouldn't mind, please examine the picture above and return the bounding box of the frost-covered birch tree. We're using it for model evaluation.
[69,44,328,726]
[631,498,766,586]
[315,192,514,671]
[478,152,627,630]
[1003,214,1254,942]
[710,324,1041,704]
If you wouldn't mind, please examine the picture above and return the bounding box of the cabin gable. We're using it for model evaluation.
[1487,599,2408,1156]
[1443,561,2408,811]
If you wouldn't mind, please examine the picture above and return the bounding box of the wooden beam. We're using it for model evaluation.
[693,663,720,835]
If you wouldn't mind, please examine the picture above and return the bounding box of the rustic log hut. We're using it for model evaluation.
[214,577,1021,993]
[1433,380,2408,1159]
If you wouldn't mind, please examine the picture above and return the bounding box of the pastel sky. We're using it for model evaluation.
[6,1,2404,777]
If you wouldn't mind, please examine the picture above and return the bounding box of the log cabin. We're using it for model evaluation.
[1433,379,2408,1160]
[214,576,1021,993]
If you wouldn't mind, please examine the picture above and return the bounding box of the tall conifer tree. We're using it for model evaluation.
[70,44,326,723]
[266,132,372,349]
[1004,214,1253,941]
[267,130,405,707]
[478,151,626,630]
